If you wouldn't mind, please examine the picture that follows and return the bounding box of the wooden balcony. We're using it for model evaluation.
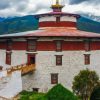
[6,64,35,75]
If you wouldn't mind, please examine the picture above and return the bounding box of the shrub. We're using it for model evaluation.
[45,84,78,100]
[19,90,46,100]
[19,84,78,100]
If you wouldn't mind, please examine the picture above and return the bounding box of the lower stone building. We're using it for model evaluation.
[0,0,100,92]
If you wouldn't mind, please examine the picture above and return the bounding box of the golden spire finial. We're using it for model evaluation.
[51,0,64,12]
[56,0,59,5]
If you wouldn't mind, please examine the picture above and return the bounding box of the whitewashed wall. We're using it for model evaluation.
[22,50,100,92]
[11,50,27,66]
[61,16,77,22]
[0,71,22,99]
[0,50,27,69]
[0,50,11,69]
[39,16,56,22]
[0,50,6,66]
[39,16,77,22]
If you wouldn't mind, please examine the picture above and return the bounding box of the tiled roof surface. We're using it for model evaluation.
[0,27,100,38]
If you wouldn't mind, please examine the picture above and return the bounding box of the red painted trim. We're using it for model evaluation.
[91,42,100,50]
[37,41,56,51]
[0,42,6,49]
[13,41,27,50]
[0,41,100,51]
[39,21,76,27]
[62,41,85,50]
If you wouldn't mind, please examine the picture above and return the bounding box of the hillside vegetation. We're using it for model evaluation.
[0,15,100,35]
[19,84,78,100]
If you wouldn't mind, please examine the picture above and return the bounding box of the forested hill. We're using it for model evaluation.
[77,16,100,33]
[0,15,39,35]
[0,15,100,35]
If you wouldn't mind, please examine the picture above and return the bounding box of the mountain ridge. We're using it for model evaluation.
[0,15,100,35]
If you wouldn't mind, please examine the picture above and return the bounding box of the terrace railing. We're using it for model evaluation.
[6,64,35,75]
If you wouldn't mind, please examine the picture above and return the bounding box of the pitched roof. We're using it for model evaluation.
[0,27,100,38]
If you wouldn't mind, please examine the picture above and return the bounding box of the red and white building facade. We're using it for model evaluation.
[0,0,100,92]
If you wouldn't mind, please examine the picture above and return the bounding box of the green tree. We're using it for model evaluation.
[72,69,99,100]
[90,85,100,100]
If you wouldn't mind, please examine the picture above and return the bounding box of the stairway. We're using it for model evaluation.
[0,76,11,90]
[0,71,22,99]
[6,64,35,75]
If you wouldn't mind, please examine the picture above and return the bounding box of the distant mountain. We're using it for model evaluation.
[82,14,100,22]
[0,15,39,35]
[0,17,5,22]
[0,14,100,35]
[77,16,100,33]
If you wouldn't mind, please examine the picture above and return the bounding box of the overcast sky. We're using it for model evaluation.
[0,0,100,17]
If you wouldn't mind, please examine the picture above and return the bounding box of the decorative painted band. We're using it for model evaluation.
[39,21,76,27]
[0,41,100,50]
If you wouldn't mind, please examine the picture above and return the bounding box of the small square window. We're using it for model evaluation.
[33,88,39,92]
[7,40,12,51]
[6,53,11,65]
[56,55,62,66]
[56,41,62,51]
[51,73,58,84]
[84,40,90,51]
[84,54,90,65]
[27,40,37,51]
[56,17,60,23]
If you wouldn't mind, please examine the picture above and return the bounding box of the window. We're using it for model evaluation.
[84,40,90,51]
[27,40,37,51]
[51,73,58,84]
[33,88,39,92]
[0,66,3,71]
[7,40,12,51]
[56,41,62,51]
[56,55,62,65]
[84,54,90,65]
[27,55,35,65]
[56,17,60,23]
[6,53,11,65]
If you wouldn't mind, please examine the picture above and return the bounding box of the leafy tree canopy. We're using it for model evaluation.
[72,69,99,100]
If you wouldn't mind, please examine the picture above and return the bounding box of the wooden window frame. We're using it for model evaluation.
[56,17,60,23]
[6,53,11,65]
[32,88,39,92]
[27,39,37,52]
[56,40,62,51]
[84,54,90,65]
[27,54,35,65]
[6,40,12,51]
[56,55,62,66]
[51,73,58,84]
[84,40,90,51]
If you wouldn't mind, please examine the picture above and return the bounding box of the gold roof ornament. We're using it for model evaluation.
[51,0,64,12]
[51,0,64,8]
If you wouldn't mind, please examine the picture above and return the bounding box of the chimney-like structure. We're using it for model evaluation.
[51,0,64,12]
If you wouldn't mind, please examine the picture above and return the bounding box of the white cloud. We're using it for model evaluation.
[0,0,99,17]
[63,2,100,16]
